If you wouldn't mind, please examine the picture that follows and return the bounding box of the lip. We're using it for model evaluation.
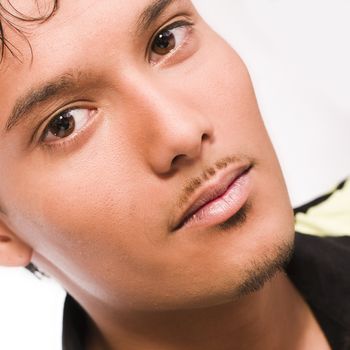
[172,163,253,231]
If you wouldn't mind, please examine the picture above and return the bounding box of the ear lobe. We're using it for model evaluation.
[0,220,33,267]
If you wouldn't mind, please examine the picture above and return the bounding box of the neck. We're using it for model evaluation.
[83,272,323,350]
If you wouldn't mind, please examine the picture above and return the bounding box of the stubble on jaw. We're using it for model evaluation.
[235,236,295,299]
[212,199,295,300]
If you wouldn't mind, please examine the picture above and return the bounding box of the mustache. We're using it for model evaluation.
[177,154,257,210]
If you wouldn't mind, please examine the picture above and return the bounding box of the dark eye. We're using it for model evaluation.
[47,112,75,138]
[152,29,177,55]
[150,22,192,63]
[42,108,92,143]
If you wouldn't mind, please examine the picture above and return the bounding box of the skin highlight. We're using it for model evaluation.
[0,1,331,349]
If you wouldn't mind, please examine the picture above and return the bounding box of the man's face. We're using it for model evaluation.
[0,0,294,311]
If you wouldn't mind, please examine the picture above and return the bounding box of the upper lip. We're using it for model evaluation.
[171,163,252,231]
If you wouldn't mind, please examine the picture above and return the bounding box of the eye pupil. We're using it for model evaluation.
[152,30,176,55]
[48,112,75,138]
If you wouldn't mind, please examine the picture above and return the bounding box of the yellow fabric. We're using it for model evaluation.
[295,178,350,236]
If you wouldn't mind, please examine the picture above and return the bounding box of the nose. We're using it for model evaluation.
[129,82,214,175]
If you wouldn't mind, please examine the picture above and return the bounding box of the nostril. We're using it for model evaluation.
[171,133,210,168]
[171,154,186,167]
[202,133,209,142]
[0,236,11,243]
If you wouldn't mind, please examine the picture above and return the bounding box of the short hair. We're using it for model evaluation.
[0,0,58,62]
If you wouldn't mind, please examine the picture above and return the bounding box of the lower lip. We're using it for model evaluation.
[182,168,252,230]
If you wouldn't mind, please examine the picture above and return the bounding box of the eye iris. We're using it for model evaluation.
[48,112,75,138]
[152,30,176,55]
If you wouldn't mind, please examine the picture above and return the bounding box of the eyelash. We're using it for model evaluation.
[37,107,98,151]
[148,19,195,65]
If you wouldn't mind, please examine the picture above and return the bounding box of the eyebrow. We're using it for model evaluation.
[4,72,86,132]
[4,0,178,133]
[137,0,176,34]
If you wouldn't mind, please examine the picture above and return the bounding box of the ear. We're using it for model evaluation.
[0,219,33,267]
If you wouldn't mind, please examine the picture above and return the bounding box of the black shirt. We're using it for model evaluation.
[286,233,350,349]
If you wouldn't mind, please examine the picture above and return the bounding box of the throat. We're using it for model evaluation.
[84,272,330,350]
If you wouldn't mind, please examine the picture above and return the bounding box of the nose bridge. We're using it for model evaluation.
[124,74,214,174]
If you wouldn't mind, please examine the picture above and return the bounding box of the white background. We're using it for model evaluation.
[1,1,349,349]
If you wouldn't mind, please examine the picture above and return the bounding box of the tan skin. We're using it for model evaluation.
[0,0,330,349]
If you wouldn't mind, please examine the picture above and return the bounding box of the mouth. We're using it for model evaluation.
[172,164,253,231]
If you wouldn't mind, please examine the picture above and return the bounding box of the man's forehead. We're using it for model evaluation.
[0,0,185,63]
[0,0,184,80]
[0,0,190,132]
[0,0,187,80]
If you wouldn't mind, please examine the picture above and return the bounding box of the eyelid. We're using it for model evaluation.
[146,17,195,62]
[30,102,97,148]
[41,108,92,142]
[38,107,100,152]
[29,100,89,141]
[152,25,194,67]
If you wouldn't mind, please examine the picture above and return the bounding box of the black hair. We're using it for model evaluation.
[27,262,43,276]
[0,0,58,63]
[0,1,58,275]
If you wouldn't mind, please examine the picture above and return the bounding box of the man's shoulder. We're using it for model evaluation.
[286,232,350,349]
[287,232,350,309]
[294,177,350,236]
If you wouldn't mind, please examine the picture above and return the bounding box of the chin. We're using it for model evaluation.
[196,211,295,308]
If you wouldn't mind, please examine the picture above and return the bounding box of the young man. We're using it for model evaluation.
[0,1,349,349]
